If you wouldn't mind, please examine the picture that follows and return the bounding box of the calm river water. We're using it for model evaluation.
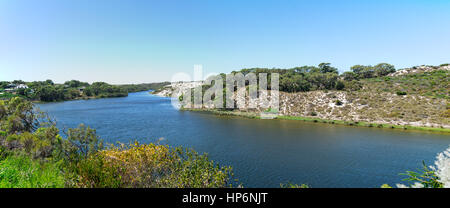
[37,91,449,187]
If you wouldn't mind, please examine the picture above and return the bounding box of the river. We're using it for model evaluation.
[36,91,450,187]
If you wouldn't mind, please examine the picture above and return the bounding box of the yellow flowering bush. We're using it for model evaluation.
[101,142,173,187]
[97,142,235,188]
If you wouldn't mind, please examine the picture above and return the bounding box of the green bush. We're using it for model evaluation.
[335,81,345,90]
[94,142,235,188]
[168,147,234,188]
[64,153,123,188]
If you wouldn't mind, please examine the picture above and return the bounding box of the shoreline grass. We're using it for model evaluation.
[182,108,450,134]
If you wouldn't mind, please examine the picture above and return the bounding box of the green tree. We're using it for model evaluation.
[61,124,103,161]
[374,63,396,77]
[318,63,338,74]
[0,97,38,134]
[350,65,366,75]
[306,72,338,90]
[35,85,59,102]
[64,80,89,88]
[0,81,9,89]
[45,79,54,86]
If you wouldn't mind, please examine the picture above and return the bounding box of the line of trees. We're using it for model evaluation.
[342,63,396,81]
[184,63,397,107]
[228,63,395,93]
[1,79,170,102]
[183,63,394,107]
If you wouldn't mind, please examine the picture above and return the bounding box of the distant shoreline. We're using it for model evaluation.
[33,90,153,104]
[181,108,450,134]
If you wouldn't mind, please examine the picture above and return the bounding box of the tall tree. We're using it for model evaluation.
[318,63,338,74]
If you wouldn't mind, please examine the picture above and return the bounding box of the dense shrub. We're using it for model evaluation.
[350,63,395,79]
[335,81,345,90]
[98,142,235,188]
[341,71,358,81]
[60,124,103,161]
[64,153,123,188]
[0,97,39,134]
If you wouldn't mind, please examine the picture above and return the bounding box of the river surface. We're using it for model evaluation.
[37,91,450,187]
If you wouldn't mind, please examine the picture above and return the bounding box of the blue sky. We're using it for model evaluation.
[1,0,449,84]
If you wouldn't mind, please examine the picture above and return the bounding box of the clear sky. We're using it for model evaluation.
[1,0,449,84]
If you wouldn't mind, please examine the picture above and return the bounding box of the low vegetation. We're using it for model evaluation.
[362,70,449,99]
[0,97,234,188]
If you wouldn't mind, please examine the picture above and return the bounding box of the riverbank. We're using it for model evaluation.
[181,108,450,134]
[157,66,449,133]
